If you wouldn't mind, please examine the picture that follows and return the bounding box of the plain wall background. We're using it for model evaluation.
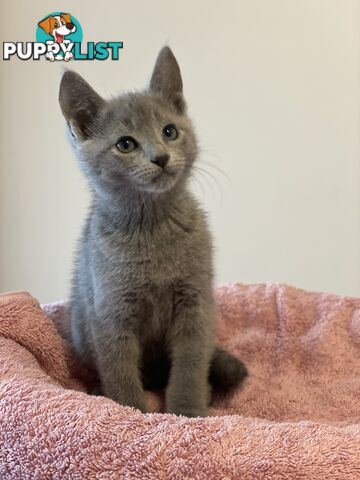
[0,0,359,303]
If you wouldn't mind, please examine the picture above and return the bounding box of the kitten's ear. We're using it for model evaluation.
[149,47,186,114]
[59,70,105,140]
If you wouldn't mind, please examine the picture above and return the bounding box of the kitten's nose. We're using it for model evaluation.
[151,154,169,169]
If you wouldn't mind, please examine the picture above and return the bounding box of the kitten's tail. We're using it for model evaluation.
[209,347,248,395]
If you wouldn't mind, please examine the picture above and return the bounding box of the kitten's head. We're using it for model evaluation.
[59,47,197,196]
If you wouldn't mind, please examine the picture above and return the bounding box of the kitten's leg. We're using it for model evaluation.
[92,327,147,412]
[166,288,214,417]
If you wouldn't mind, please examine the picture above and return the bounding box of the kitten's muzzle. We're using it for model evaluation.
[151,154,169,169]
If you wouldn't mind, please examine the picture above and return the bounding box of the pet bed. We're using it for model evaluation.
[0,283,360,479]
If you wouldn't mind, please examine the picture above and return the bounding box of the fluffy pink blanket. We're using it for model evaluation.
[1,284,360,479]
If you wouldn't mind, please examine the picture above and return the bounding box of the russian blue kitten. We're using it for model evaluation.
[59,47,247,417]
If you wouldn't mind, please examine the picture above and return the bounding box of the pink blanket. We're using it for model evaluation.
[1,284,360,479]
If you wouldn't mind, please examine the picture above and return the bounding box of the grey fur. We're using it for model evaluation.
[59,47,247,417]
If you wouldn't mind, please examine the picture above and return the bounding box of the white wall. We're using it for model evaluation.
[1,0,359,303]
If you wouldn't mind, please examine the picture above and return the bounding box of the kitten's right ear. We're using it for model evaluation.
[149,47,185,114]
[59,71,105,141]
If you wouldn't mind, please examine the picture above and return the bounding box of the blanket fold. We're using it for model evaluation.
[0,284,360,479]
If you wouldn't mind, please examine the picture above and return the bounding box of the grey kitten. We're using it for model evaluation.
[59,47,247,417]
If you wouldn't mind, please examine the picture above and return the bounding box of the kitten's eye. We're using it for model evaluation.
[163,124,178,140]
[116,136,138,153]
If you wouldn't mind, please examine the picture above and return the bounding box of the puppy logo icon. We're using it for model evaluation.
[37,12,82,61]
[38,13,76,43]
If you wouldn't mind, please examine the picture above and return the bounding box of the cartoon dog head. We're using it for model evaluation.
[38,13,76,43]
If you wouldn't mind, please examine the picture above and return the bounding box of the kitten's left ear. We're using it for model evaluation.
[59,70,105,141]
[149,46,186,114]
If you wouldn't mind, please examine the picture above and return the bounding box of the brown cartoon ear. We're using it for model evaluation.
[60,13,72,24]
[38,16,53,35]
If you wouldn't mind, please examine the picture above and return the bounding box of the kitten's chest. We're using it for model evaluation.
[98,219,196,283]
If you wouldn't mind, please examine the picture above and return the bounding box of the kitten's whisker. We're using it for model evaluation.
[197,146,232,185]
[201,167,225,196]
[197,159,231,185]
[192,167,213,192]
[193,166,225,199]
[190,173,206,195]
[197,147,222,161]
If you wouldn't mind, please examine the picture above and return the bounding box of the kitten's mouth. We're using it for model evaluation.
[147,168,178,192]
[151,169,176,182]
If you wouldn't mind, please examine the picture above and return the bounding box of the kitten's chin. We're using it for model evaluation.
[140,170,180,194]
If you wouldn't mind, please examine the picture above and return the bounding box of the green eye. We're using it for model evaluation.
[116,136,138,153]
[163,124,178,140]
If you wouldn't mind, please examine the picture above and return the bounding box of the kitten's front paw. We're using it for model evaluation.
[117,397,148,414]
[133,401,148,414]
[167,404,208,418]
[106,390,148,413]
